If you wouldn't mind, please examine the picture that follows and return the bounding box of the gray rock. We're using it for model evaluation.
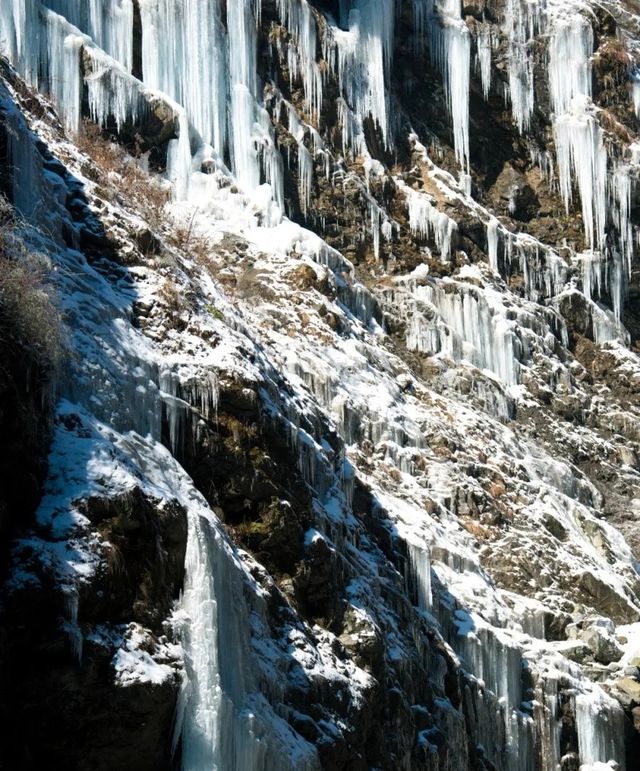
[583,626,624,665]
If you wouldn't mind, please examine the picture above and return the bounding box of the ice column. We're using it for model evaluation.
[487,216,499,272]
[548,14,593,117]
[138,0,228,159]
[1,0,41,84]
[575,689,626,770]
[408,542,432,611]
[554,97,607,253]
[179,510,223,769]
[477,22,492,100]
[548,14,606,253]
[179,498,319,770]
[504,0,541,132]
[429,0,471,171]
[42,0,134,71]
[43,11,88,133]
[633,73,640,118]
[228,0,262,190]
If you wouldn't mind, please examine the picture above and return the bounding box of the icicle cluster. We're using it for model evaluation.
[324,0,396,149]
[404,185,457,261]
[428,0,471,172]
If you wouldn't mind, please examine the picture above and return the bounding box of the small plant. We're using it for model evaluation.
[159,278,186,315]
[166,211,216,268]
[205,303,224,321]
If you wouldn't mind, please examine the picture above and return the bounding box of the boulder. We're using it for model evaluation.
[583,625,624,665]
[616,677,640,703]
[489,163,540,222]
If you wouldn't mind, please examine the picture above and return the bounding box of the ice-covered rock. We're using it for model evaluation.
[1,0,640,768]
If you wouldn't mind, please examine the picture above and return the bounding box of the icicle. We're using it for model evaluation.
[429,0,471,171]
[548,14,593,118]
[408,542,432,611]
[0,0,39,83]
[285,105,314,215]
[504,0,541,133]
[633,72,640,118]
[411,0,429,53]
[85,50,141,131]
[178,511,223,770]
[227,0,285,205]
[404,186,457,261]
[554,97,607,252]
[476,22,492,100]
[401,279,520,386]
[3,90,44,222]
[43,11,88,133]
[325,0,395,149]
[487,216,499,272]
[276,0,323,123]
[534,673,562,771]
[138,0,227,156]
[62,585,83,663]
[575,688,626,769]
[611,163,633,289]
[43,0,134,71]
[167,109,193,202]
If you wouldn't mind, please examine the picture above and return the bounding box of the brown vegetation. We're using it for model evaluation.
[0,197,63,373]
[75,120,170,229]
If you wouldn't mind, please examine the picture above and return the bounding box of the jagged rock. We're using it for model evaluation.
[562,642,593,664]
[243,498,305,574]
[338,605,384,674]
[582,625,624,665]
[294,532,344,627]
[0,483,187,769]
[489,162,540,221]
[615,677,640,703]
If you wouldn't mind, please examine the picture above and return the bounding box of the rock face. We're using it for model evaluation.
[1,0,640,770]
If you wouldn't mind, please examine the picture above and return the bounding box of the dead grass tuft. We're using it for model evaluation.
[0,197,64,373]
[76,120,170,229]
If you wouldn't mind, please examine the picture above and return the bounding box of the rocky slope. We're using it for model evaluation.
[1,0,640,769]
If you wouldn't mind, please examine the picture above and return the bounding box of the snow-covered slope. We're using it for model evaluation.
[1,0,640,769]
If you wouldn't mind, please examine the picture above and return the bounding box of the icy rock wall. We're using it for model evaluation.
[1,75,322,771]
[179,497,319,771]
[1,0,638,334]
[2,0,640,769]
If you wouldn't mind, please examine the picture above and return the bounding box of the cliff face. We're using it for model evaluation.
[1,1,640,769]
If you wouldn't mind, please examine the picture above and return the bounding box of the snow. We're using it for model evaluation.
[113,626,177,686]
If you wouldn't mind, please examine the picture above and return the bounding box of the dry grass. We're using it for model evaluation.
[77,122,221,270]
[76,120,170,229]
[0,198,64,372]
[165,209,218,270]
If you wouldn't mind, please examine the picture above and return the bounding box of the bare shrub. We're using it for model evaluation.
[76,120,170,229]
[0,199,64,372]
[166,211,216,269]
